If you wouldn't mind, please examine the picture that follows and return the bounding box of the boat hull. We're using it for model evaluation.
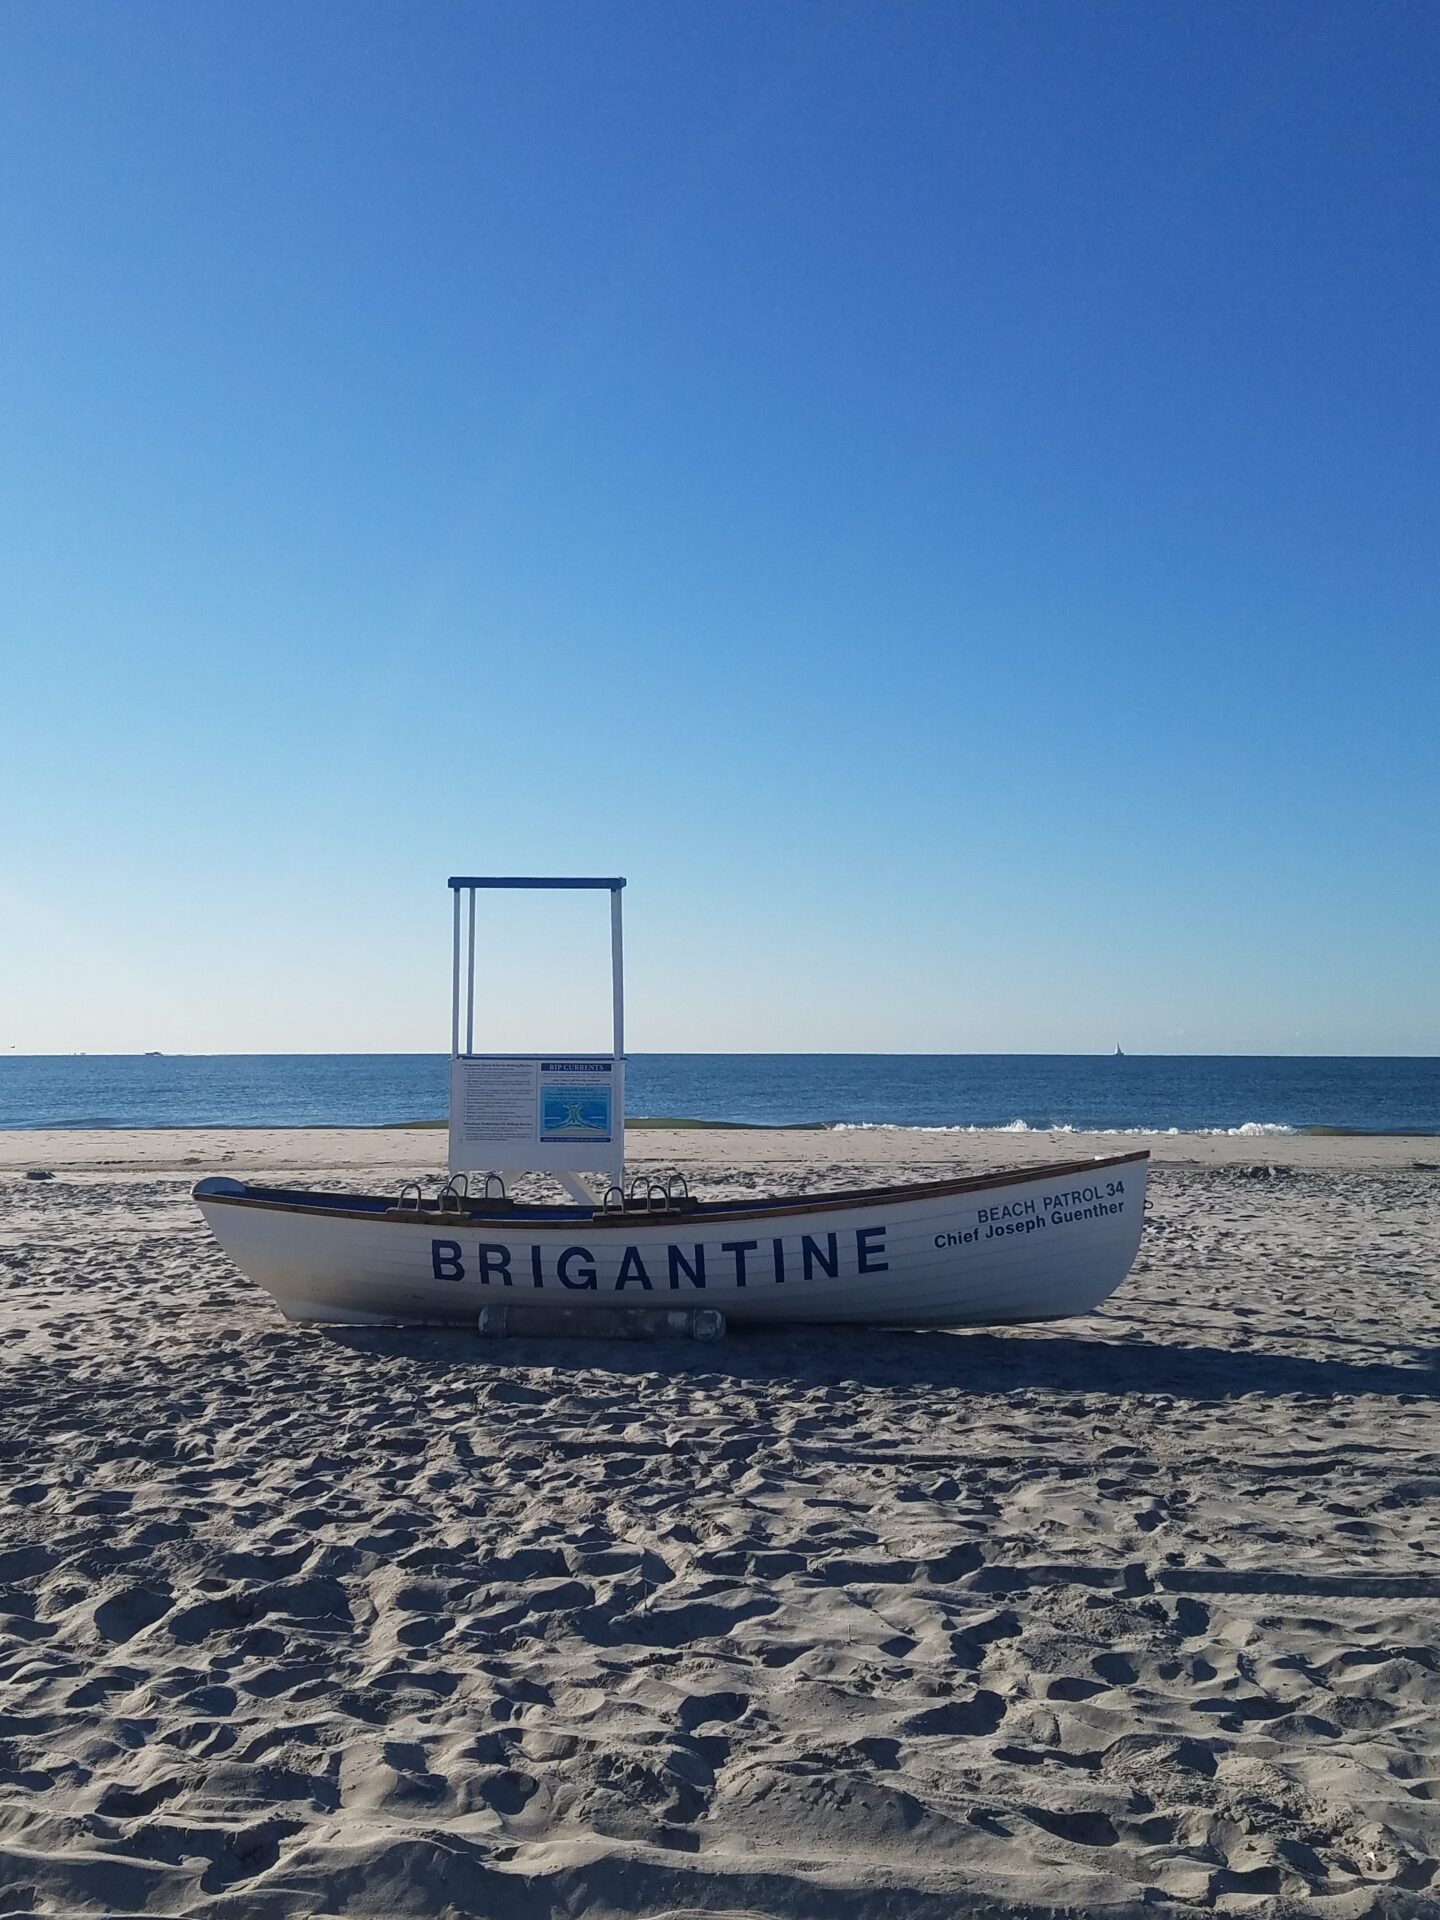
[194,1152,1148,1329]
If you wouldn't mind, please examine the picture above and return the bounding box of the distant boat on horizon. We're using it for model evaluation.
[1114,1045,1125,1057]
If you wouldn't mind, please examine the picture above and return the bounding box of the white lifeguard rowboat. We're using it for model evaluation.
[192,876,1149,1328]
[194,1152,1147,1328]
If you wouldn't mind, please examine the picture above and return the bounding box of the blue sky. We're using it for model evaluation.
[2,2,1436,1054]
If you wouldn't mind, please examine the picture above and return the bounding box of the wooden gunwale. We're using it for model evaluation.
[195,1148,1149,1228]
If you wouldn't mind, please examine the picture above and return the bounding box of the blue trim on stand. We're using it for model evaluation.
[447,876,625,891]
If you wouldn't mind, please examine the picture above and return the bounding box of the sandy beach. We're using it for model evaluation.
[1,1125,1437,1917]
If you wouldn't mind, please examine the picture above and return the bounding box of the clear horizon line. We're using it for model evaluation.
[4,1049,1439,1063]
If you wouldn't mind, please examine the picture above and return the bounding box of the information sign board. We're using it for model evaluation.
[449,1055,624,1176]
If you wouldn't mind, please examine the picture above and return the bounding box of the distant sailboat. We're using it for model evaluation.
[1113,1045,1125,1057]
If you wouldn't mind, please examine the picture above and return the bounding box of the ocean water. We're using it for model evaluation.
[1,1053,1437,1135]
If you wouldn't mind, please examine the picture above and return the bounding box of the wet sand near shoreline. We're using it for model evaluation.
[1,1128,1437,1916]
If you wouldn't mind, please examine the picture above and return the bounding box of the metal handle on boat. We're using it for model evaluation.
[601,1185,625,1214]
[666,1172,690,1202]
[481,1173,507,1202]
[436,1179,466,1216]
[395,1182,424,1212]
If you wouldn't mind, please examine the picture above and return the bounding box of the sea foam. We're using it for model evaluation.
[830,1118,1295,1137]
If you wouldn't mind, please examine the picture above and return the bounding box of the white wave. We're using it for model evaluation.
[832,1119,1043,1134]
[829,1120,1302,1137]
[832,1119,1130,1135]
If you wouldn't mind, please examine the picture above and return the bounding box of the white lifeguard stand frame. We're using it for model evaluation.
[447,875,626,1203]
